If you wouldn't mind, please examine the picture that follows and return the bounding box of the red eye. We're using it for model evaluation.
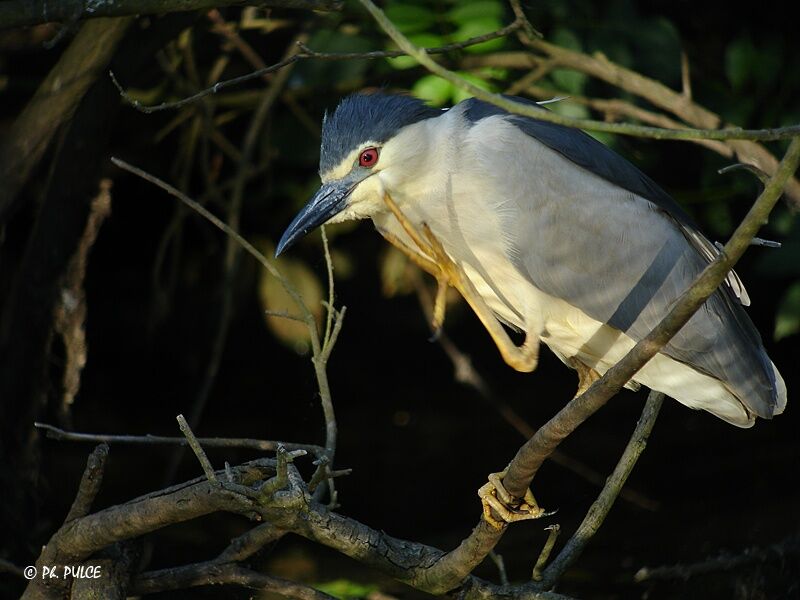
[358,147,379,168]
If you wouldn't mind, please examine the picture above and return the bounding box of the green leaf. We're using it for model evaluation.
[546,29,585,93]
[384,4,436,34]
[546,100,588,120]
[451,17,506,54]
[550,68,587,94]
[451,72,493,104]
[412,74,453,106]
[314,579,379,599]
[775,282,800,341]
[550,28,582,52]
[448,0,504,25]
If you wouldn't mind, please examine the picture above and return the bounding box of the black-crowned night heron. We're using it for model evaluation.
[277,93,786,521]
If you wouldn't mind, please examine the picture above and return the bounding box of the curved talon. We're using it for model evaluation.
[479,469,546,530]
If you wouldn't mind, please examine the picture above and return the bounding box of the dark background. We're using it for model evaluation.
[1,1,798,598]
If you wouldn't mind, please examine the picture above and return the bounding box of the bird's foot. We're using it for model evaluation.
[478,469,546,530]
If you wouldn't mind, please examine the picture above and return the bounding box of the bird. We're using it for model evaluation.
[276,92,787,430]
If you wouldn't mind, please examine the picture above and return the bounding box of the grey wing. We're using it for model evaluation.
[464,104,779,417]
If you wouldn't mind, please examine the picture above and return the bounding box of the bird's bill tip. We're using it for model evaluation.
[276,181,351,256]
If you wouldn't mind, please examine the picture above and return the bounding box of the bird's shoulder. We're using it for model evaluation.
[456,96,692,225]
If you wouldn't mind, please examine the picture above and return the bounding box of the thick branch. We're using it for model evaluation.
[0,0,341,29]
[23,461,270,594]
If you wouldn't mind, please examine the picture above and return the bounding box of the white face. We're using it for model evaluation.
[320,120,433,224]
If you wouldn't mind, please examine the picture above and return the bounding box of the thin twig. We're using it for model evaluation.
[110,158,313,324]
[264,309,308,323]
[321,226,335,351]
[507,0,542,39]
[35,422,324,455]
[111,157,344,509]
[217,523,285,562]
[532,525,561,581]
[177,414,218,483]
[538,392,664,586]
[520,84,732,157]
[109,22,523,113]
[65,444,109,522]
[358,0,800,142]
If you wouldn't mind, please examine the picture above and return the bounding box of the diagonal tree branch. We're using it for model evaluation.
[537,391,664,586]
[357,0,800,143]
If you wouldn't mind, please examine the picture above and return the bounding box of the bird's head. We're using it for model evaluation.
[276,93,441,255]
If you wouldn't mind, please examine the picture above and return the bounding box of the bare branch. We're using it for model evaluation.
[538,392,664,586]
[65,443,109,522]
[35,422,324,456]
[358,0,800,142]
[532,525,561,581]
[110,157,314,325]
[503,136,800,500]
[520,84,733,157]
[177,414,218,483]
[216,522,285,562]
[0,0,342,29]
[111,21,523,113]
[507,0,542,39]
[520,38,800,205]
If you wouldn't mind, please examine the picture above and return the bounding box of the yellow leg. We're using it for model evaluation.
[568,358,601,398]
[381,194,539,373]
